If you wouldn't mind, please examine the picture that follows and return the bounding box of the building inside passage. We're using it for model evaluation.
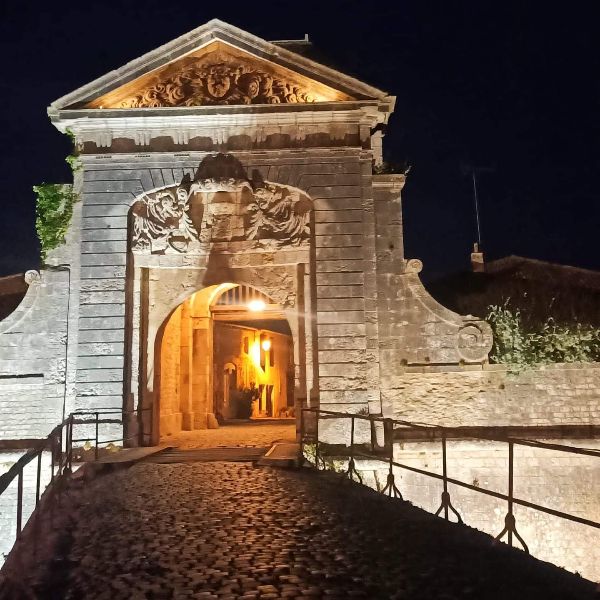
[158,284,294,437]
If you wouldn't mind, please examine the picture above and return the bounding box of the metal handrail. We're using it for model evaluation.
[0,407,147,561]
[300,407,600,553]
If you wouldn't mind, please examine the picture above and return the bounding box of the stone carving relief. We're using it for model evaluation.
[118,54,317,108]
[401,258,493,364]
[246,184,312,244]
[131,188,197,253]
[131,154,311,254]
[456,323,493,362]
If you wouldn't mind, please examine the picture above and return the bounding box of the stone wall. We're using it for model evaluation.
[382,362,600,427]
[0,451,52,564]
[159,305,182,436]
[0,271,70,439]
[359,439,600,582]
[0,189,81,441]
[77,149,382,435]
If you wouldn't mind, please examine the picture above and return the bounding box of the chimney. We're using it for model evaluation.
[471,242,485,273]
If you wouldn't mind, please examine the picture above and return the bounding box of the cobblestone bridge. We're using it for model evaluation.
[4,457,596,599]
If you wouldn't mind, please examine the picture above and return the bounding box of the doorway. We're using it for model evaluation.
[155,284,295,447]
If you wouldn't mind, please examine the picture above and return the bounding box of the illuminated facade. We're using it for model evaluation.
[0,18,486,444]
[0,19,598,580]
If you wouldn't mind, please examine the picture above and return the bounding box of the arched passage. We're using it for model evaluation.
[154,283,296,445]
[125,154,317,447]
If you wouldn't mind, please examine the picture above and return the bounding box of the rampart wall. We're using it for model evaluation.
[358,438,600,582]
[382,362,600,427]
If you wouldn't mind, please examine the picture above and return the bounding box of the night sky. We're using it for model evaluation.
[1,2,598,279]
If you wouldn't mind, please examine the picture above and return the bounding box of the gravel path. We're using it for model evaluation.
[23,462,596,599]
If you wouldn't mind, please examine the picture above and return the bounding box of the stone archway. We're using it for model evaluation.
[125,154,318,445]
[153,283,297,445]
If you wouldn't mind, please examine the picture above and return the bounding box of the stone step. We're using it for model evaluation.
[257,442,301,468]
[143,446,267,463]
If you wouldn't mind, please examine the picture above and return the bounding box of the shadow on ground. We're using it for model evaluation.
[1,462,597,599]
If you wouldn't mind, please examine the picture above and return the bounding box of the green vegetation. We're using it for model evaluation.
[65,127,83,173]
[33,130,81,261]
[302,443,346,473]
[486,303,600,370]
[372,160,411,175]
[33,183,76,260]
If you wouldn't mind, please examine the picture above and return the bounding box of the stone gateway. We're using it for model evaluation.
[2,18,497,445]
[1,20,599,582]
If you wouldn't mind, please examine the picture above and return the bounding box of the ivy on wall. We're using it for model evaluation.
[33,183,76,260]
[33,129,81,261]
[486,303,600,369]
[64,128,83,173]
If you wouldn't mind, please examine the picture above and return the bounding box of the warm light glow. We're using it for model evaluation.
[261,339,271,351]
[247,299,266,312]
[250,339,261,366]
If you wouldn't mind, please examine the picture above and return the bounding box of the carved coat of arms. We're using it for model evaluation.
[119,52,317,108]
[131,154,311,254]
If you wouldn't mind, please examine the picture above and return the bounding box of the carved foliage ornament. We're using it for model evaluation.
[120,60,317,108]
[131,154,311,254]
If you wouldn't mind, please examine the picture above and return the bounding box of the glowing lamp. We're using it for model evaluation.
[247,299,266,312]
[261,339,271,351]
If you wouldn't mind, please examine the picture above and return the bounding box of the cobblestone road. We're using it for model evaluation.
[25,462,597,599]
[160,421,295,449]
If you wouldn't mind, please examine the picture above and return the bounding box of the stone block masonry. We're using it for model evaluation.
[0,270,70,439]
[362,438,600,582]
[1,17,596,455]
[383,362,600,428]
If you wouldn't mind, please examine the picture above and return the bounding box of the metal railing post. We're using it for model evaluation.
[16,470,23,537]
[94,412,100,461]
[314,410,320,470]
[434,430,462,522]
[67,414,74,473]
[57,427,63,476]
[50,438,55,482]
[442,433,449,520]
[35,452,42,507]
[381,418,402,499]
[345,415,362,483]
[508,441,514,547]
[495,440,528,552]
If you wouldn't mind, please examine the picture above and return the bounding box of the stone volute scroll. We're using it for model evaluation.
[130,154,312,254]
[0,271,43,335]
[398,258,493,365]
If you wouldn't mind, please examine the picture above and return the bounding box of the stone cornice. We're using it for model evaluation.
[52,104,389,148]
[372,174,407,193]
[78,147,366,166]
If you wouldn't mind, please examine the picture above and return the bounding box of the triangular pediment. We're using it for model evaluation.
[50,20,390,113]
[87,40,353,109]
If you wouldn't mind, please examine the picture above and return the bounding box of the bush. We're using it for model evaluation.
[486,303,600,370]
[33,183,76,261]
[231,386,259,419]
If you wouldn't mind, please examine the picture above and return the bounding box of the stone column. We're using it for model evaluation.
[191,317,212,429]
[179,299,194,430]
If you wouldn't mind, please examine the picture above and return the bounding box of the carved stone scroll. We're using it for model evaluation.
[114,42,322,109]
[246,183,311,246]
[130,154,312,254]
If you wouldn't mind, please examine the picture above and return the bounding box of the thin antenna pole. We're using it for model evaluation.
[472,169,482,247]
